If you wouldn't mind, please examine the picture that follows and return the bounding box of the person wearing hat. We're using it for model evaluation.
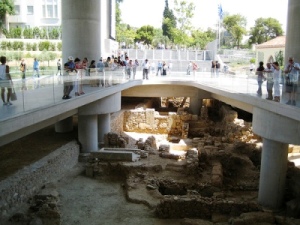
[62,56,76,99]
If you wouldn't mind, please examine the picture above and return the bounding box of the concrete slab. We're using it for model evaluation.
[91,150,140,162]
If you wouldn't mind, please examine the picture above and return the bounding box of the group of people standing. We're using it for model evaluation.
[255,57,299,105]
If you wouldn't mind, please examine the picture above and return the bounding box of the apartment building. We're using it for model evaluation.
[8,0,61,30]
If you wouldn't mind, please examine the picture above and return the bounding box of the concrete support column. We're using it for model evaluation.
[55,117,73,133]
[258,138,289,209]
[285,0,300,62]
[78,115,98,153]
[98,113,111,145]
[62,0,101,62]
[190,97,202,115]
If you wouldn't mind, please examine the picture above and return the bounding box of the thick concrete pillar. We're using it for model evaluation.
[190,97,202,115]
[258,138,289,209]
[62,0,101,62]
[55,117,73,133]
[78,115,98,153]
[98,114,111,144]
[62,0,117,62]
[285,0,300,63]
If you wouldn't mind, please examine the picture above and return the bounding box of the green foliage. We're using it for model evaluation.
[162,0,176,41]
[152,28,170,48]
[248,17,283,45]
[57,42,62,51]
[173,0,195,34]
[223,14,247,48]
[23,27,34,39]
[49,28,60,39]
[250,58,256,64]
[49,42,56,51]
[0,0,15,33]
[38,50,56,66]
[25,43,32,51]
[10,27,22,38]
[1,41,7,50]
[32,43,37,51]
[191,29,215,49]
[117,24,136,47]
[38,41,50,51]
[135,25,155,45]
[12,41,24,51]
[40,28,48,39]
[275,50,284,67]
[33,27,40,38]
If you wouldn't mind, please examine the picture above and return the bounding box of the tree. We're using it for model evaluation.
[162,0,176,41]
[248,17,283,45]
[173,0,195,35]
[223,14,247,49]
[191,29,215,49]
[117,24,136,48]
[135,25,155,45]
[0,0,14,35]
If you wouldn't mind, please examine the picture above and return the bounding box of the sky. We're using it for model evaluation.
[120,0,288,32]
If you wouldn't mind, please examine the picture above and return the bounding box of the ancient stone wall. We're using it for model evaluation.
[123,108,197,137]
[0,141,79,218]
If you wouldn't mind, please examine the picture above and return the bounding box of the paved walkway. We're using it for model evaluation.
[0,70,298,122]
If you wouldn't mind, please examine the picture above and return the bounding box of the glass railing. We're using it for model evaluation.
[0,67,299,122]
[0,67,130,121]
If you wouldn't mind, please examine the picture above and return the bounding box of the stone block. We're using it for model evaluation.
[91,150,140,162]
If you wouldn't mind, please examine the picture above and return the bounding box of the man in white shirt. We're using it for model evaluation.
[142,59,150,80]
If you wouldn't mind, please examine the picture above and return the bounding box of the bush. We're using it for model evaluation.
[26,43,32,51]
[12,41,24,51]
[250,58,256,64]
[23,28,34,39]
[38,41,50,51]
[32,43,37,51]
[1,41,7,50]
[33,27,40,38]
[49,43,56,51]
[57,42,62,51]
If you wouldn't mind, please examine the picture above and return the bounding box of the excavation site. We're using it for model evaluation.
[1,97,300,225]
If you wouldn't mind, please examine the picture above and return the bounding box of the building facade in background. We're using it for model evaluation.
[7,0,61,30]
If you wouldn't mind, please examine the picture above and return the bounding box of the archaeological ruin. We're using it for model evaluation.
[1,97,300,225]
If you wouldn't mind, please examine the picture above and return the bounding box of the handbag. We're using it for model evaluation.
[10,88,17,101]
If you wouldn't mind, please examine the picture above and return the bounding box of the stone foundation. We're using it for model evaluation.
[0,141,80,219]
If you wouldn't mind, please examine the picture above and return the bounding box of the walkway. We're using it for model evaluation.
[0,69,298,122]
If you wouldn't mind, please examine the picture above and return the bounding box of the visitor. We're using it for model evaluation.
[264,63,274,100]
[56,59,62,76]
[142,59,150,80]
[187,61,192,75]
[62,56,76,100]
[157,61,162,76]
[20,59,26,79]
[256,61,265,97]
[132,59,139,79]
[211,60,216,76]
[192,62,199,79]
[0,56,13,106]
[284,57,299,105]
[32,58,40,78]
[215,61,220,76]
[272,62,281,102]
[162,61,167,76]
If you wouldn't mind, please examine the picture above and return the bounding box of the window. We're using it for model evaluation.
[14,5,20,15]
[27,6,34,15]
[42,0,58,18]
